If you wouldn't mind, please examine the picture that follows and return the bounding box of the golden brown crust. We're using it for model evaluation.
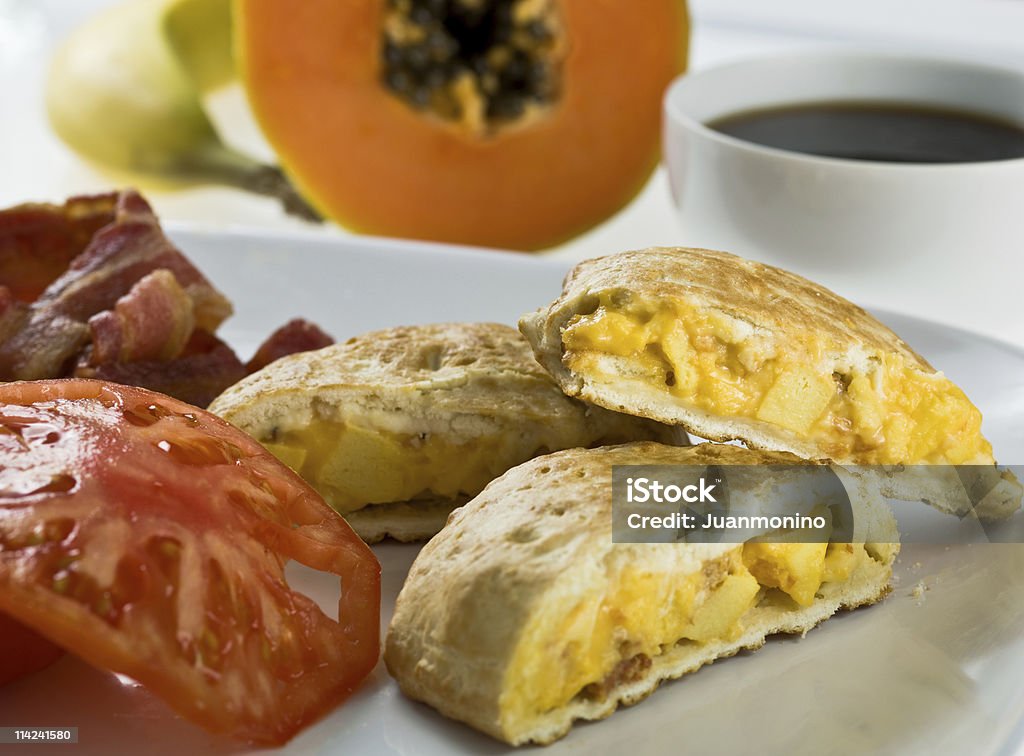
[213,322,591,425]
[552,247,929,367]
[384,442,899,745]
[519,248,932,455]
[519,248,1020,519]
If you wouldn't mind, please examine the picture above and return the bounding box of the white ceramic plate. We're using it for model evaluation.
[2,230,1023,756]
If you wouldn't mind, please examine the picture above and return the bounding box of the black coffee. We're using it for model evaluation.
[707,102,1024,164]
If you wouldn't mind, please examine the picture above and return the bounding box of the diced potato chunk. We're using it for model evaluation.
[681,570,760,642]
[847,374,883,442]
[742,542,828,606]
[756,367,834,434]
[261,441,307,472]
[316,424,414,505]
[821,542,865,583]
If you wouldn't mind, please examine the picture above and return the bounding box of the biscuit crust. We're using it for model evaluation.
[519,248,1019,518]
[210,323,684,540]
[385,442,898,745]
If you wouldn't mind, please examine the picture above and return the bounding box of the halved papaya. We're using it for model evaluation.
[234,0,689,250]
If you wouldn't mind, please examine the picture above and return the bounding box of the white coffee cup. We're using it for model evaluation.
[662,51,1024,333]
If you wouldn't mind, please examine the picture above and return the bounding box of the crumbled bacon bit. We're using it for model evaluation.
[702,556,732,589]
[578,653,652,702]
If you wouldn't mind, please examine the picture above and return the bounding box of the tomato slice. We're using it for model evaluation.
[0,611,64,685]
[0,379,381,744]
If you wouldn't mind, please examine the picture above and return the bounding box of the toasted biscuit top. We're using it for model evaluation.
[420,441,890,581]
[385,441,898,744]
[522,246,930,375]
[214,323,572,430]
[209,321,680,446]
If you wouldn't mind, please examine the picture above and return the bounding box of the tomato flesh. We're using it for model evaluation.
[0,379,381,744]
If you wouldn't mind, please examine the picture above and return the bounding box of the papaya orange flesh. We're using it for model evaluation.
[235,0,689,251]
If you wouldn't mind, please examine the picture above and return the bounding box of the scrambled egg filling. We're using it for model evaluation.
[561,295,991,464]
[260,420,510,513]
[503,540,870,722]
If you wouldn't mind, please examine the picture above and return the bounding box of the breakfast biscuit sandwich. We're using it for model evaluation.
[209,322,684,542]
[385,442,899,745]
[520,247,1020,518]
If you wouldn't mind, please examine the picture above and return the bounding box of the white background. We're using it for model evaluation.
[2,0,1024,346]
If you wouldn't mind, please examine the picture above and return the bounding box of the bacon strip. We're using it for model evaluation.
[88,269,196,366]
[0,191,232,380]
[246,318,334,373]
[0,193,117,303]
[0,190,337,408]
[76,331,246,409]
[0,287,27,348]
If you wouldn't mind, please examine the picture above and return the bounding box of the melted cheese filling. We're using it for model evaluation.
[502,541,871,723]
[561,296,991,464]
[261,420,513,513]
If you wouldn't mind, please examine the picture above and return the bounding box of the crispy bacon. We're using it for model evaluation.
[0,191,231,380]
[76,331,246,409]
[0,287,27,347]
[246,318,334,372]
[0,190,338,408]
[88,269,196,366]
[0,193,117,303]
[0,310,87,380]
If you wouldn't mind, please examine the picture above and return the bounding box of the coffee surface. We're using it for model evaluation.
[707,102,1024,164]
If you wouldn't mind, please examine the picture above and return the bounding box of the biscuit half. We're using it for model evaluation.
[519,247,1019,518]
[385,442,899,745]
[209,323,684,542]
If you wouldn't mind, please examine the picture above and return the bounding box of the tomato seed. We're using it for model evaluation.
[52,571,70,594]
